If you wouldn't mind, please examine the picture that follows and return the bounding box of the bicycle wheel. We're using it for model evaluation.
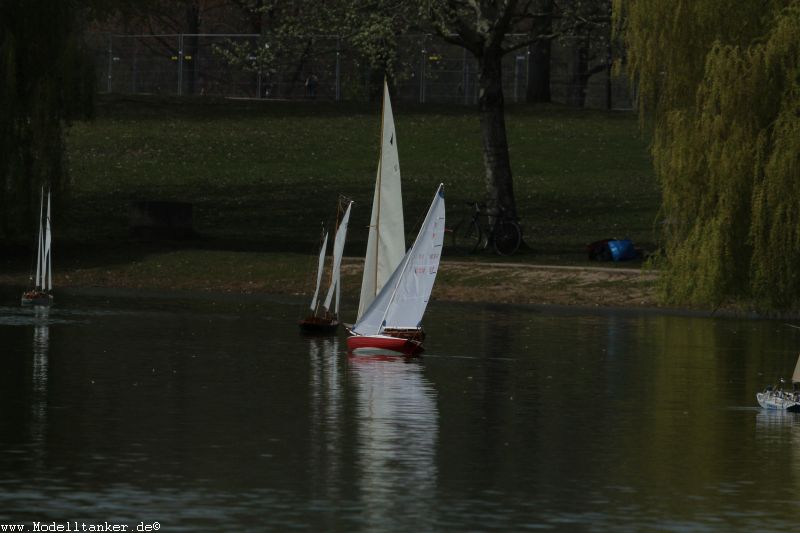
[492,219,522,255]
[451,218,484,254]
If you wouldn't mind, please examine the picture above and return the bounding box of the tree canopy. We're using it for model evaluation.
[615,0,800,310]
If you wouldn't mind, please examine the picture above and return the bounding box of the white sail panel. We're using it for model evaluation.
[357,80,405,319]
[44,192,52,291]
[323,202,353,313]
[353,184,444,335]
[310,231,329,311]
[35,189,44,289]
[382,185,444,329]
[792,354,800,384]
[335,280,341,314]
[353,244,409,335]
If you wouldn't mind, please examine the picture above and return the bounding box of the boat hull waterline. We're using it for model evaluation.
[298,317,339,335]
[21,292,53,306]
[346,334,423,357]
[756,391,800,412]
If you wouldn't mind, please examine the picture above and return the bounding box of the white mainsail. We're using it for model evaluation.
[33,189,53,292]
[792,354,800,384]
[353,184,445,336]
[357,80,405,320]
[309,231,329,311]
[323,201,353,315]
[44,192,52,291]
[34,189,44,289]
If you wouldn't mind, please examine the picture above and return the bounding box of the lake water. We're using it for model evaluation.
[1,289,799,531]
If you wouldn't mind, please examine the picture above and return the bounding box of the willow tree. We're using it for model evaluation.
[615,0,800,310]
[0,0,94,241]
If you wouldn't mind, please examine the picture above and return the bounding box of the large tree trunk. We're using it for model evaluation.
[250,0,264,33]
[478,49,518,221]
[526,0,553,103]
[526,38,551,103]
[184,2,200,95]
[565,38,589,108]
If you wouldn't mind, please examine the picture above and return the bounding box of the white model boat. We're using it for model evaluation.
[21,188,53,306]
[347,184,445,356]
[756,354,800,412]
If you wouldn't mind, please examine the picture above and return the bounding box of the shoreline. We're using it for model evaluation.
[2,248,791,320]
[2,253,657,306]
[1,282,778,322]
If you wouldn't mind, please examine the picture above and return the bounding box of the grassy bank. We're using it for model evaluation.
[63,94,656,260]
[0,248,659,310]
[3,94,659,305]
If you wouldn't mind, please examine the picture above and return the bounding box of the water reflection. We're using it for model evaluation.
[32,306,50,391]
[5,293,800,530]
[755,410,800,489]
[348,355,438,530]
[307,337,343,501]
[31,306,49,436]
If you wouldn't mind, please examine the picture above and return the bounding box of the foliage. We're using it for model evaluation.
[0,0,95,240]
[212,1,333,78]
[615,0,800,310]
[341,1,417,80]
[207,1,416,95]
[421,1,616,216]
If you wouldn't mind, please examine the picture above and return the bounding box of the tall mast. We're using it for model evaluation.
[310,226,328,314]
[323,199,352,316]
[45,191,52,291]
[327,198,343,291]
[34,187,44,290]
[373,79,387,298]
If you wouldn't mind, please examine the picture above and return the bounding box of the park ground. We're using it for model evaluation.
[1,250,659,309]
[2,94,663,310]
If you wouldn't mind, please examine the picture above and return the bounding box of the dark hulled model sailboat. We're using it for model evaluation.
[21,188,54,306]
[299,199,353,334]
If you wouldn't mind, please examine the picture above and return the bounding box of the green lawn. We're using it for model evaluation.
[63,94,657,264]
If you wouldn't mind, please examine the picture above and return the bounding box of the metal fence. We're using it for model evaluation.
[89,33,634,109]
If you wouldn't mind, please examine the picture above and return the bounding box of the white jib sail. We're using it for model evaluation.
[310,231,329,311]
[323,201,353,314]
[357,80,405,320]
[792,353,800,384]
[34,188,44,290]
[353,184,444,336]
[44,192,52,291]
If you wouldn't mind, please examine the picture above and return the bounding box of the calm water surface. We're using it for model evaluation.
[1,288,799,531]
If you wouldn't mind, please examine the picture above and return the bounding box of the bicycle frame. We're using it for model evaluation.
[451,201,522,256]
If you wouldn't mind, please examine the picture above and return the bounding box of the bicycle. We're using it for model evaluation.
[450,201,522,255]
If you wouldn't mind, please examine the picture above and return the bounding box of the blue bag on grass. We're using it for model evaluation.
[607,239,636,261]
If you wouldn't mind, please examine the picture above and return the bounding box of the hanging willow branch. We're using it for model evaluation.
[0,0,94,241]
[616,0,800,310]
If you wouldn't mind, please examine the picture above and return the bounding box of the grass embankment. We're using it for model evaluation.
[1,95,659,307]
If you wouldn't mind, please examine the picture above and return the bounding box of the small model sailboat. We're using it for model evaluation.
[21,188,53,306]
[347,183,445,356]
[756,353,800,412]
[299,199,353,334]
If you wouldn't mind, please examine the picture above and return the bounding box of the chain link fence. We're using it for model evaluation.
[89,33,633,109]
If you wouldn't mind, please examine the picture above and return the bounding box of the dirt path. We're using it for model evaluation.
[2,254,659,310]
[341,259,659,308]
